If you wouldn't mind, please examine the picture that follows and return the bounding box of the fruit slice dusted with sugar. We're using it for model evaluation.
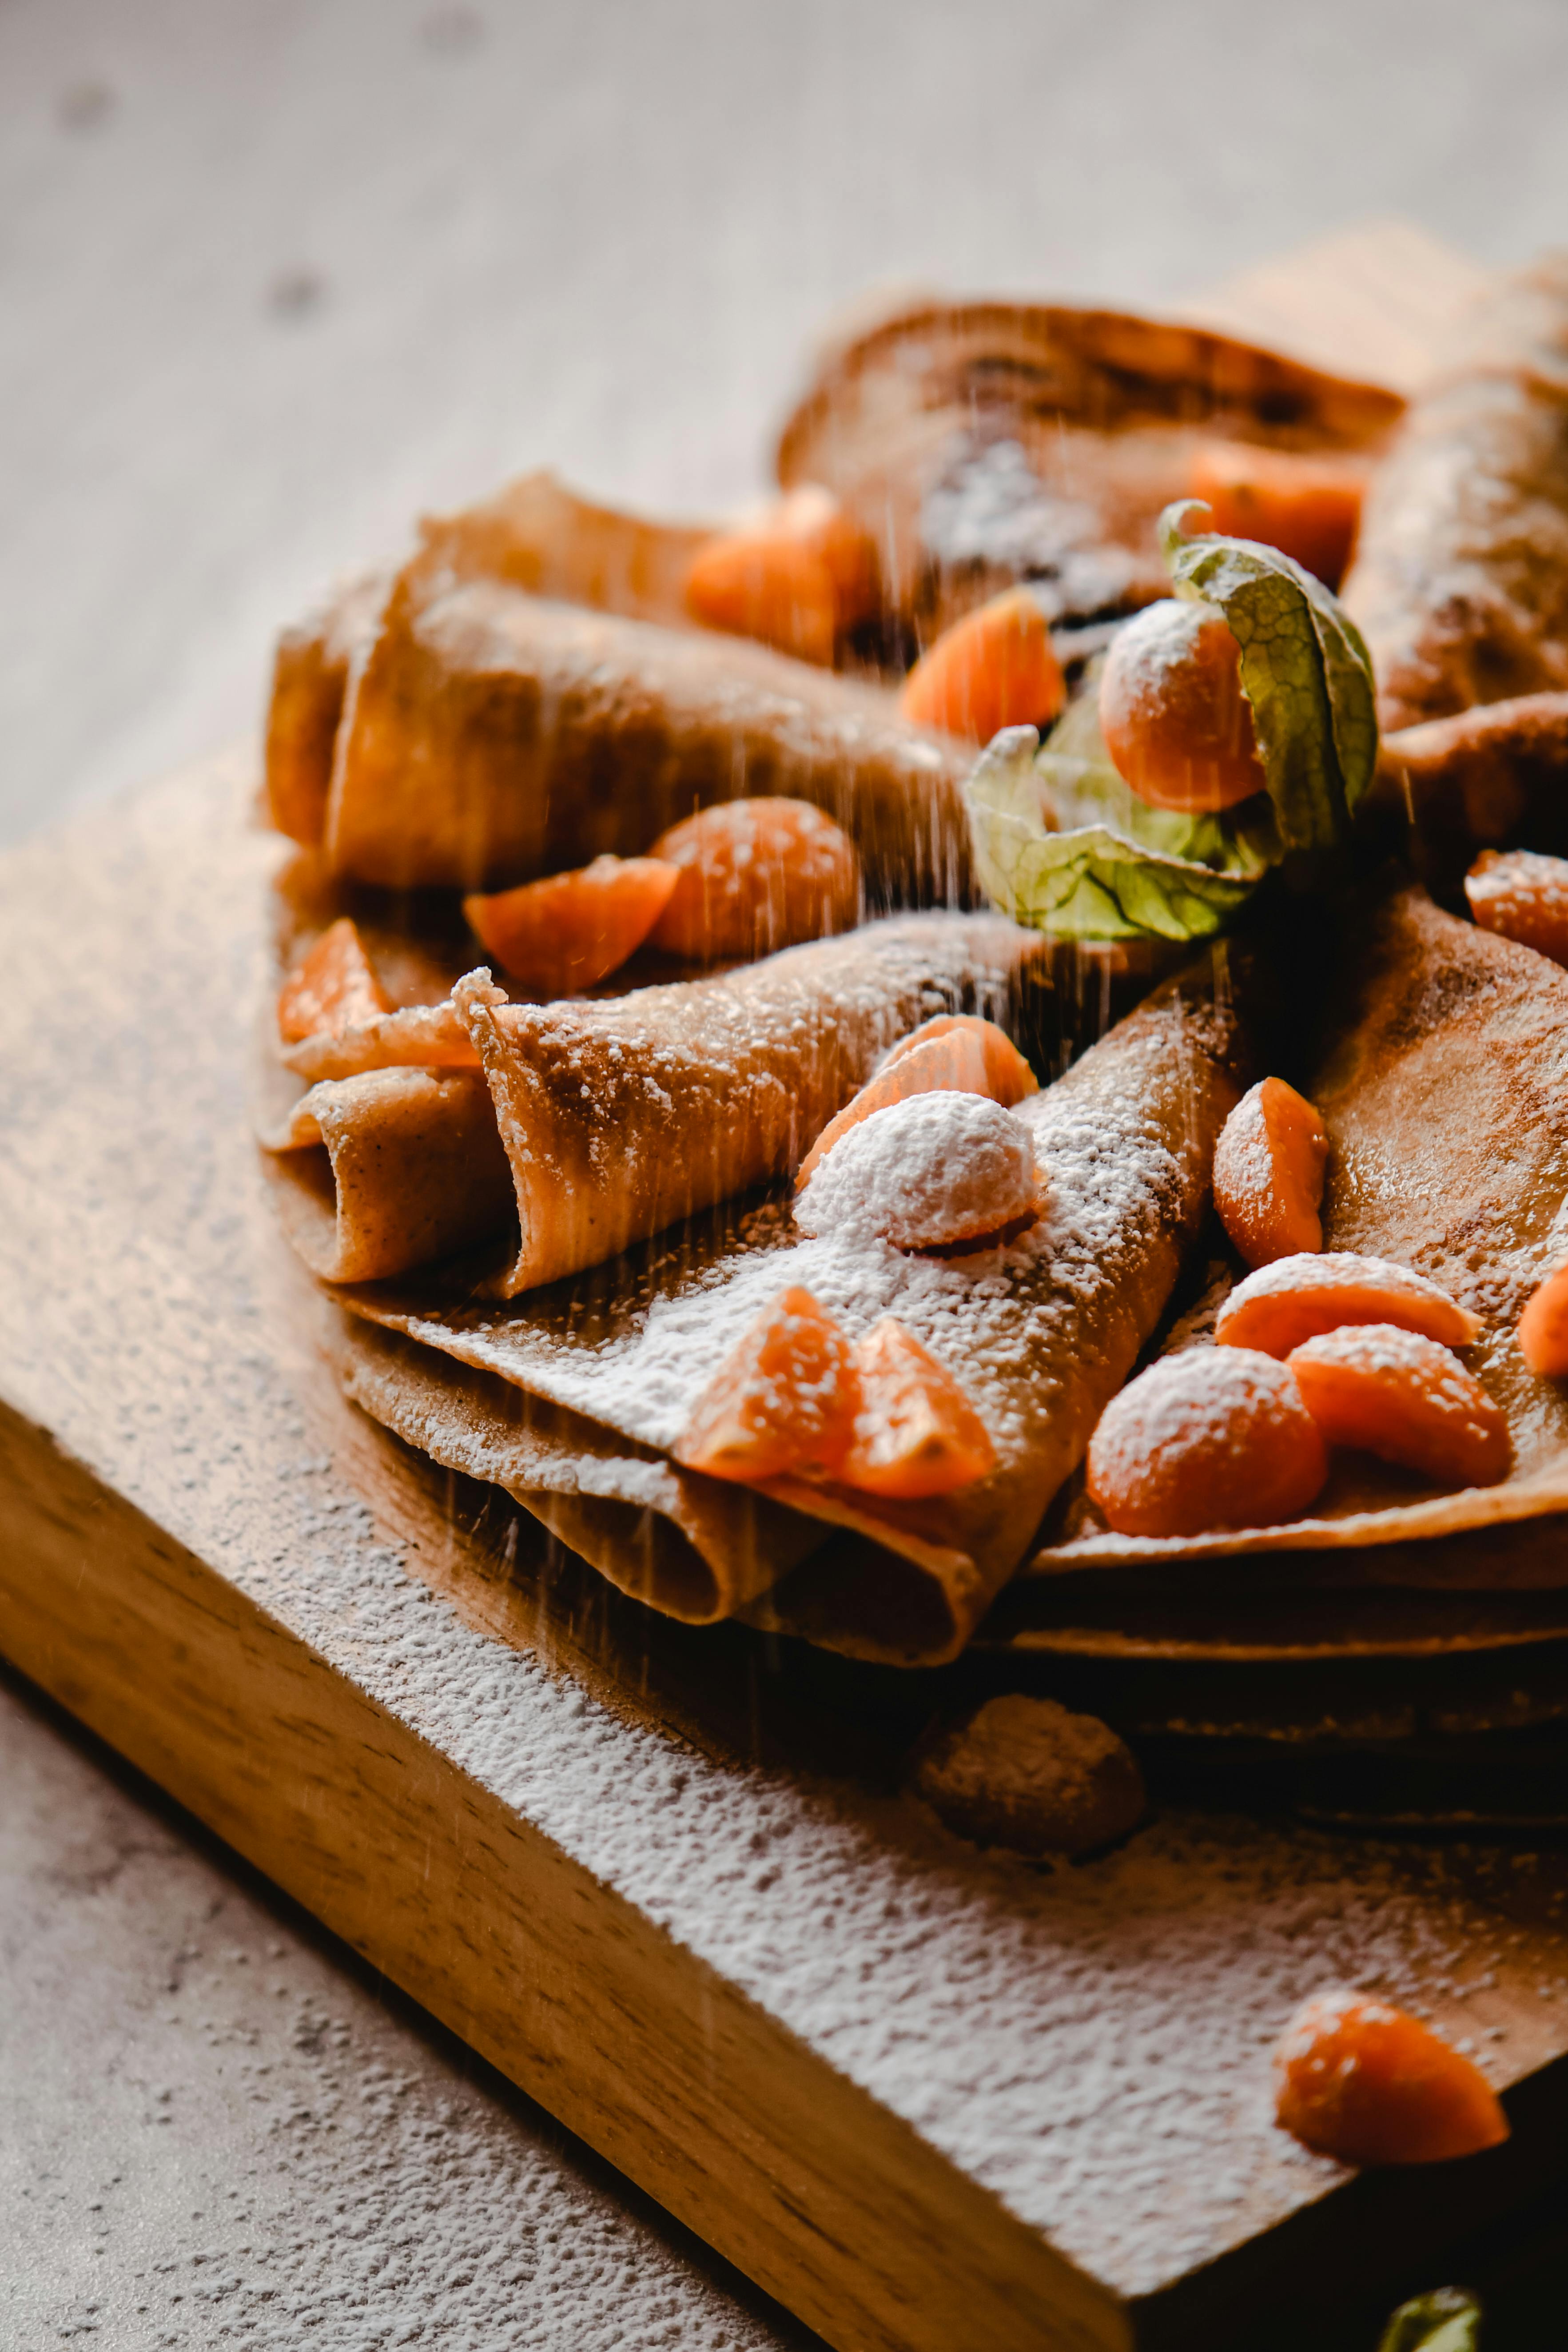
[1519,1257,1568,1377]
[1086,1347,1327,1537]
[684,486,876,666]
[1212,1076,1329,1269]
[1215,1251,1481,1360]
[1465,845,1568,968]
[277,916,392,1043]
[898,586,1066,745]
[465,854,680,996]
[1274,1990,1509,2166]
[1098,597,1267,814]
[674,1287,860,1484]
[1287,1325,1511,1489]
[797,1016,1036,1187]
[647,797,859,963]
[840,1319,996,1499]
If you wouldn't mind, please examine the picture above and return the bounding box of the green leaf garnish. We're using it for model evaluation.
[1376,2287,1482,2352]
[964,692,1272,942]
[962,505,1378,942]
[1161,499,1377,854]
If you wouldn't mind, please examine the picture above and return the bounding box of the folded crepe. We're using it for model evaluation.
[261,912,1055,1291]
[322,578,975,898]
[1027,885,1568,1581]
[338,1317,826,1624]
[1372,689,1568,897]
[335,951,1250,1663]
[262,1068,515,1285]
[777,300,1401,642]
[1346,253,1568,732]
[266,567,394,847]
[264,473,714,852]
[456,911,1055,1297]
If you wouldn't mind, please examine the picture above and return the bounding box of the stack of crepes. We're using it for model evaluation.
[262,882,1250,1664]
[995,886,1568,1686]
[257,258,1568,1695]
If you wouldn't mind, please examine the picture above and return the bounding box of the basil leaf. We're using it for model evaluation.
[964,699,1270,943]
[1377,2287,1483,2352]
[1160,499,1378,854]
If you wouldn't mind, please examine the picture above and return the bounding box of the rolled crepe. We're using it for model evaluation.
[337,1316,825,1623]
[1346,254,1568,732]
[261,1068,514,1284]
[265,474,713,854]
[265,568,393,847]
[336,952,1249,1663]
[1372,690,1568,895]
[324,579,975,897]
[778,299,1401,640]
[455,912,1055,1297]
[1026,885,1568,1578]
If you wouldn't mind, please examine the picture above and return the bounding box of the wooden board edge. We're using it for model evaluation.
[0,1389,1130,2352]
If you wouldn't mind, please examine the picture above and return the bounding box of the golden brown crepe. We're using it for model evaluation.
[1027,886,1568,1578]
[335,953,1249,1663]
[323,579,975,897]
[1346,253,1568,732]
[260,913,1051,1294]
[264,475,714,856]
[265,567,394,847]
[1373,690,1568,894]
[262,1068,514,1284]
[777,301,1401,644]
[455,911,1049,1297]
[338,1316,826,1623]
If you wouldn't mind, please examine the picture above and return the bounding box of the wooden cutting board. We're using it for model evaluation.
[4,227,1567,2352]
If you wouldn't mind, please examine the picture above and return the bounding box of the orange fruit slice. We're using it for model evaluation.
[673,1287,860,1484]
[277,916,391,1043]
[898,586,1065,745]
[464,855,680,996]
[840,1319,996,1499]
[647,797,859,963]
[1086,1347,1327,1537]
[1212,1076,1330,1269]
[1215,1252,1481,1360]
[1274,1990,1509,2166]
[1287,1324,1511,1488]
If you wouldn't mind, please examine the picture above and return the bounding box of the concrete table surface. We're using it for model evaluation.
[7,3,1568,2345]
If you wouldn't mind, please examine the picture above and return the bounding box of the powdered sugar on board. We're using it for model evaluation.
[7,758,1568,2311]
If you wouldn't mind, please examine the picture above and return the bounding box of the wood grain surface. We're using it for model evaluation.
[3,227,1568,2352]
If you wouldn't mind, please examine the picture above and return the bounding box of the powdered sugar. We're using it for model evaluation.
[793,1091,1040,1250]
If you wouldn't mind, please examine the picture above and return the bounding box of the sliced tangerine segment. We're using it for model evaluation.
[277,916,392,1043]
[647,797,860,963]
[1098,598,1267,813]
[673,1287,860,1484]
[1465,846,1568,967]
[880,1014,1039,1106]
[1519,1258,1568,1377]
[684,488,876,665]
[1274,1990,1509,2166]
[1215,1251,1481,1359]
[1287,1324,1511,1488]
[898,586,1066,745]
[1086,1347,1327,1538]
[1187,440,1366,589]
[797,1020,1038,1189]
[840,1319,996,1499]
[1212,1076,1330,1269]
[464,854,680,996]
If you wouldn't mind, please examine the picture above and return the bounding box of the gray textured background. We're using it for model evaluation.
[5,1,1568,2344]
